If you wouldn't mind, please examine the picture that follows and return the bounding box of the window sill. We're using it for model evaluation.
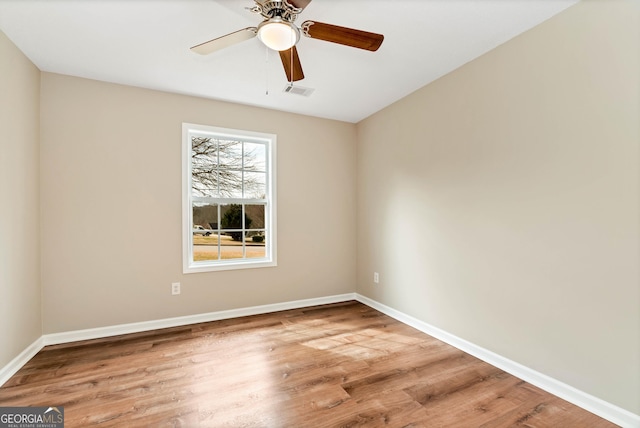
[183,258,277,274]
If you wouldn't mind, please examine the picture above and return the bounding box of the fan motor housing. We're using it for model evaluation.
[254,0,301,22]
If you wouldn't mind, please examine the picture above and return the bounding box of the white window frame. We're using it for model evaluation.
[182,123,277,273]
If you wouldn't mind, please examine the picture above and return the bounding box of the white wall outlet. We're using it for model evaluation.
[373,272,379,284]
[171,282,181,295]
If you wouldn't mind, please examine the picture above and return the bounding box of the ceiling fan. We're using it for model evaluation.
[190,0,384,82]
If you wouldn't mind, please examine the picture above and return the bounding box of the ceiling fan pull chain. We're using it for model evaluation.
[290,46,294,86]
[265,45,270,95]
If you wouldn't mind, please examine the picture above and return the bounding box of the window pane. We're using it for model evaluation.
[192,203,219,229]
[244,142,266,172]
[245,204,265,229]
[192,170,219,198]
[220,232,244,259]
[220,204,243,229]
[193,232,220,261]
[219,170,242,198]
[244,172,266,199]
[192,137,217,164]
[246,231,266,259]
[193,204,219,261]
[191,144,218,197]
[193,204,218,231]
[218,140,242,170]
[192,137,218,197]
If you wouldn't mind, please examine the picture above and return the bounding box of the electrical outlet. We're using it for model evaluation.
[171,282,181,295]
[373,272,379,284]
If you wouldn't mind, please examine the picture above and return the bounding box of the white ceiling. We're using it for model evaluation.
[0,0,578,123]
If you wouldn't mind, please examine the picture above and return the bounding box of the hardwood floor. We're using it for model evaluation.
[0,301,615,427]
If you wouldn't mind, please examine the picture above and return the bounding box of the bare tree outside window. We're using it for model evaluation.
[191,137,265,198]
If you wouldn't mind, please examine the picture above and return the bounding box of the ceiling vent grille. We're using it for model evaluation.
[283,84,314,97]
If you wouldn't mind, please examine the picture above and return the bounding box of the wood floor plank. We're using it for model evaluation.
[0,301,616,427]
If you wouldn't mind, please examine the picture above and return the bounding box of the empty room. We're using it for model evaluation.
[0,0,638,426]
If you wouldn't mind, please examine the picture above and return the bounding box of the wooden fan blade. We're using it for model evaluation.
[301,21,383,51]
[190,27,257,55]
[286,0,312,11]
[279,46,305,81]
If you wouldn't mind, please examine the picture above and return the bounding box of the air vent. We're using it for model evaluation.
[283,84,315,97]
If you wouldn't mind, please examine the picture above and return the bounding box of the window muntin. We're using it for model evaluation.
[183,123,276,273]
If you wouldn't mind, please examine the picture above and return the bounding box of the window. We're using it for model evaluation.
[183,123,276,273]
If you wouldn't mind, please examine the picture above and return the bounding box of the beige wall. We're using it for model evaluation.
[356,0,639,414]
[0,31,42,368]
[40,73,356,333]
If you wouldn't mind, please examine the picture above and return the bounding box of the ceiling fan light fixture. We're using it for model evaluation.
[257,18,299,51]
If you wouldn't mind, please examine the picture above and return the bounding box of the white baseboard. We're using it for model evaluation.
[355,293,640,428]
[0,336,44,387]
[43,293,357,346]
